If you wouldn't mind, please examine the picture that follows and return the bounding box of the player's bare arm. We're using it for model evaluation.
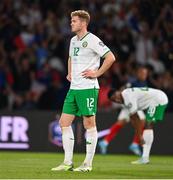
[82,51,115,78]
[66,57,71,82]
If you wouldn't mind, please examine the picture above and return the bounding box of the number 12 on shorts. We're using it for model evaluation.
[86,98,94,108]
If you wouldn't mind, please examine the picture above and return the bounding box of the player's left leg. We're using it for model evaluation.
[131,122,153,164]
[141,123,154,163]
[140,105,167,164]
[132,104,168,164]
[73,88,98,172]
[74,115,97,172]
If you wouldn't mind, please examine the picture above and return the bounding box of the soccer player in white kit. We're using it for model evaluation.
[99,66,148,155]
[51,10,115,172]
[108,87,168,164]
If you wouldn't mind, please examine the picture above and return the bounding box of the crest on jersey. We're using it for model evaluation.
[82,41,88,48]
[99,41,105,47]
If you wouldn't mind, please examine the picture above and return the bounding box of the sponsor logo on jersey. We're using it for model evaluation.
[99,41,105,47]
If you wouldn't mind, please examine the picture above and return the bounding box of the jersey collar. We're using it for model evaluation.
[80,32,90,41]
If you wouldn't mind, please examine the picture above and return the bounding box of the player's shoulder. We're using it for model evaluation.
[121,88,130,99]
[122,88,131,94]
[122,88,135,98]
[70,35,78,41]
[87,33,107,48]
[149,87,163,94]
[87,32,101,41]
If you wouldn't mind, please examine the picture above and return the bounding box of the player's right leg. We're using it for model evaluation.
[73,115,97,172]
[51,113,75,171]
[52,90,77,171]
[129,113,145,156]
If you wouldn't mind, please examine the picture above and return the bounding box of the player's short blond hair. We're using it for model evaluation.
[71,10,90,25]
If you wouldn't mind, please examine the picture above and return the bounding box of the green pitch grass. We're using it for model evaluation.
[0,152,173,179]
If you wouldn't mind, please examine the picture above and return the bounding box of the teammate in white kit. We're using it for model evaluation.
[108,87,168,164]
[51,10,115,172]
[98,66,148,155]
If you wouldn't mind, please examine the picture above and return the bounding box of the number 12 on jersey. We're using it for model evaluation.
[74,47,79,56]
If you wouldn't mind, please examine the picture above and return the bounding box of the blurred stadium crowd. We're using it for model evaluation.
[0,0,173,111]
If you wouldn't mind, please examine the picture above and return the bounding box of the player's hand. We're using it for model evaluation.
[66,74,71,82]
[82,70,98,78]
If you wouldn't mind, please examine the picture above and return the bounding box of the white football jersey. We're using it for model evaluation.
[69,32,110,89]
[122,88,168,114]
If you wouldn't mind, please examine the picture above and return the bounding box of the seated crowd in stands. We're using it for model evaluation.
[0,0,173,112]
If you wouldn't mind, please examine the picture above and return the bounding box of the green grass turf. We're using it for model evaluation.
[0,152,173,179]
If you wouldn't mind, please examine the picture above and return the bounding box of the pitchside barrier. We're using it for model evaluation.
[0,110,172,154]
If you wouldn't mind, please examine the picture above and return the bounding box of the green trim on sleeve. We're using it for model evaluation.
[102,50,110,58]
